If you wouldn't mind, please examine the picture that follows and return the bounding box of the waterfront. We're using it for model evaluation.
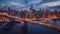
[0,12,60,34]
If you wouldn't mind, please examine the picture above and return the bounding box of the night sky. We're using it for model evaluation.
[0,0,60,10]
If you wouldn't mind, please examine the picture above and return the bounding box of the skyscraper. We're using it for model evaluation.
[8,7,11,15]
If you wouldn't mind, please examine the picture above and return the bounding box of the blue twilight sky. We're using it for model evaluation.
[0,0,60,10]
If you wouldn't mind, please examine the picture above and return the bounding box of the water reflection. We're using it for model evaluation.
[21,21,28,34]
[0,20,60,34]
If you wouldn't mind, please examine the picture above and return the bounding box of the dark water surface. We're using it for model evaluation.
[0,22,60,34]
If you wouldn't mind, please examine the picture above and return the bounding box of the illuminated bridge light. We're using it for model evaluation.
[21,20,24,27]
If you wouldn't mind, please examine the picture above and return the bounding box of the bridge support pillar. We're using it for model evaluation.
[21,20,28,34]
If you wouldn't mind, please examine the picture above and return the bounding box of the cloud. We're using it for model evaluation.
[27,0,42,5]
[7,2,26,8]
[39,1,60,8]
